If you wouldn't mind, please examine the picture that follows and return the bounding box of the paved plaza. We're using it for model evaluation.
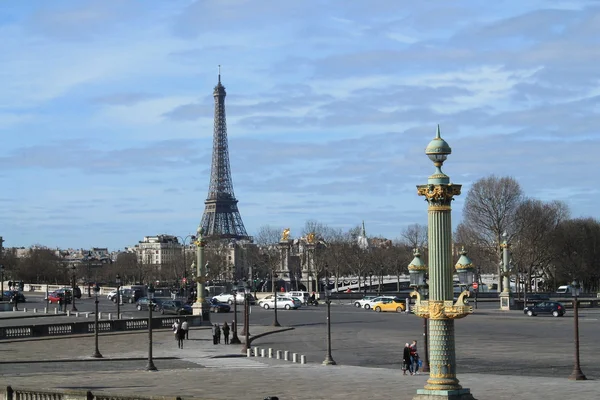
[0,303,599,400]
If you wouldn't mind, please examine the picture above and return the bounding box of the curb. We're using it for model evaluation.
[0,356,179,365]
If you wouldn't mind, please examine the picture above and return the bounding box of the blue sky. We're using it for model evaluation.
[1,0,599,250]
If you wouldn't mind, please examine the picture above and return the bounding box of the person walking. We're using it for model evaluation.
[57,295,63,312]
[181,318,189,340]
[215,323,221,344]
[11,292,19,311]
[222,322,230,345]
[402,343,411,376]
[410,340,420,375]
[212,324,218,345]
[176,323,185,349]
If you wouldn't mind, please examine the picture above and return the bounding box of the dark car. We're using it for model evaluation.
[209,298,231,313]
[524,301,565,317]
[158,300,192,315]
[3,291,26,303]
[136,297,164,311]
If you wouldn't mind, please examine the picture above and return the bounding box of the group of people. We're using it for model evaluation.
[402,340,420,376]
[171,318,190,349]
[212,322,230,345]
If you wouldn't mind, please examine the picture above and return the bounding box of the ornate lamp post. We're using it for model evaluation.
[115,274,121,319]
[92,283,102,358]
[146,284,157,371]
[568,280,586,380]
[408,249,430,373]
[411,126,475,400]
[499,232,515,310]
[70,264,78,312]
[192,227,209,320]
[455,248,475,293]
[230,280,241,344]
[322,264,336,365]
[272,272,280,327]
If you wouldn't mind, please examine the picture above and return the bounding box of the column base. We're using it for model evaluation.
[192,302,210,322]
[499,292,517,310]
[414,388,476,400]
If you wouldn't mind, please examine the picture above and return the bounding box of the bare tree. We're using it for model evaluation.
[400,223,428,249]
[254,225,284,246]
[461,175,524,291]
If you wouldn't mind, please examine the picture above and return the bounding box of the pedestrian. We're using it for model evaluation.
[222,322,230,345]
[57,295,63,312]
[410,340,420,375]
[402,343,411,376]
[405,297,410,314]
[12,292,18,311]
[176,323,185,349]
[182,318,189,340]
[212,324,218,345]
[216,323,221,344]
[172,319,181,344]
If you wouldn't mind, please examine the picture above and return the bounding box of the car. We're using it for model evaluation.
[361,295,397,310]
[108,288,141,303]
[260,295,300,310]
[56,287,81,299]
[213,292,256,305]
[136,297,164,311]
[523,301,565,317]
[3,291,26,303]
[47,291,71,304]
[209,298,231,313]
[354,295,379,308]
[372,297,406,313]
[158,300,192,315]
[281,291,310,305]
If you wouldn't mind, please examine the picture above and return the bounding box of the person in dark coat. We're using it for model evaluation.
[222,322,230,345]
[215,324,221,344]
[176,323,185,349]
[212,324,218,345]
[402,343,411,375]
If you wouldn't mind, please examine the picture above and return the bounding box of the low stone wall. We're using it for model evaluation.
[0,315,210,341]
[2,386,187,400]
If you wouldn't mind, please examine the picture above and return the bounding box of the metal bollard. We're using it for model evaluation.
[253,347,259,357]
[33,308,37,313]
[99,312,102,319]
[23,308,27,312]
[86,313,90,318]
[260,348,266,357]
[276,350,282,360]
[292,353,298,363]
[247,348,252,357]
[108,313,112,320]
[13,307,16,312]
[268,348,273,358]
[54,308,58,314]
[300,355,306,364]
[284,350,290,361]
[66,310,70,317]
[44,307,48,314]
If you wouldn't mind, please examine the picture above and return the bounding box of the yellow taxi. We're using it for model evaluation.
[372,297,406,313]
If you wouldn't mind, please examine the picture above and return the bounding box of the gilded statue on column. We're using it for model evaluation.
[281,228,290,241]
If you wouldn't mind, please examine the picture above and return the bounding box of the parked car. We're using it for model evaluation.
[260,296,300,310]
[372,297,406,313]
[209,298,231,313]
[354,295,379,308]
[136,297,164,311]
[158,300,192,315]
[3,291,26,303]
[108,288,141,303]
[56,287,81,299]
[361,295,397,310]
[281,291,310,305]
[523,301,565,317]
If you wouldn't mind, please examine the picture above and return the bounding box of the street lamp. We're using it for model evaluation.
[230,280,241,344]
[0,264,4,301]
[146,284,157,371]
[412,125,474,399]
[191,227,208,319]
[115,274,121,319]
[70,264,78,312]
[176,235,194,299]
[568,280,586,380]
[92,283,102,358]
[322,264,336,365]
[242,283,251,353]
[455,248,475,291]
[272,273,280,327]
[408,249,429,373]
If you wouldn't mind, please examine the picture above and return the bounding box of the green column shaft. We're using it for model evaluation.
[197,243,205,303]
[426,207,461,391]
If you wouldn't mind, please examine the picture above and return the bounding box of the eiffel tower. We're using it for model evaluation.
[200,68,250,241]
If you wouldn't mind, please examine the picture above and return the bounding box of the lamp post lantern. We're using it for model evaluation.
[70,264,78,312]
[322,264,336,366]
[568,280,586,380]
[91,283,102,358]
[411,126,475,400]
[230,280,241,344]
[408,249,430,373]
[146,284,157,371]
[272,273,280,327]
[115,274,121,319]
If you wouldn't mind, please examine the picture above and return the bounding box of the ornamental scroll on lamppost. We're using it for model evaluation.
[411,125,476,400]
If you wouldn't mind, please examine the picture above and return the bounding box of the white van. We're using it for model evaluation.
[556,285,572,294]
[282,291,309,305]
